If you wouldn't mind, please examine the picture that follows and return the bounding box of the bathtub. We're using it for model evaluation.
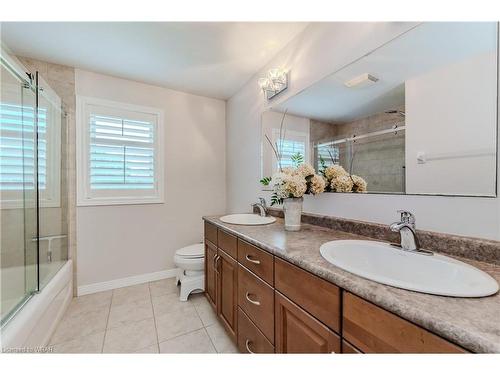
[0,260,72,351]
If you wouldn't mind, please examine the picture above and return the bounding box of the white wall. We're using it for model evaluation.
[226,22,500,240]
[76,69,226,288]
[405,52,497,196]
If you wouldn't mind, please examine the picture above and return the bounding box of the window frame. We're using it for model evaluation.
[76,96,164,206]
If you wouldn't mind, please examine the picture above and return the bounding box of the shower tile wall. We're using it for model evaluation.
[17,56,77,293]
[311,108,406,193]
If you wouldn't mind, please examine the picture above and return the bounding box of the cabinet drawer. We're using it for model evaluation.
[275,291,341,353]
[343,292,467,353]
[218,229,237,259]
[237,239,274,285]
[204,221,217,245]
[238,265,274,344]
[275,257,341,333]
[238,308,274,354]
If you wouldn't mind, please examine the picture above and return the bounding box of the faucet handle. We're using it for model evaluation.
[397,210,415,225]
[258,197,267,207]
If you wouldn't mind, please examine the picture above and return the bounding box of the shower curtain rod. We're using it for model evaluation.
[314,125,406,148]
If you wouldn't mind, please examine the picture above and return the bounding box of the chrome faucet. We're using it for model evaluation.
[251,198,268,217]
[389,210,432,255]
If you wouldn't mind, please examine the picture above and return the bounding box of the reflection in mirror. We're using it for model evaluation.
[262,22,498,197]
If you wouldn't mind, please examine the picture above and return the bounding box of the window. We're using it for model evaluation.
[271,129,309,171]
[316,144,340,171]
[0,97,60,209]
[77,96,164,206]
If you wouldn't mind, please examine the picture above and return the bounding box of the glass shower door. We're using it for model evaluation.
[0,58,39,325]
[36,73,68,289]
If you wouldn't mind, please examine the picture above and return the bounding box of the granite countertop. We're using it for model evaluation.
[203,215,500,353]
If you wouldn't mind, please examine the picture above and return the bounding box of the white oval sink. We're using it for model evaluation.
[320,240,499,297]
[220,213,276,226]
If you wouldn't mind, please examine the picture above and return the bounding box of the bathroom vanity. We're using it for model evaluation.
[202,215,500,353]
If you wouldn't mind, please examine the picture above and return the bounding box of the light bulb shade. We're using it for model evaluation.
[268,68,282,79]
[258,77,270,89]
[258,68,288,99]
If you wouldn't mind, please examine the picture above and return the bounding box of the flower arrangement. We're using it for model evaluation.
[261,158,325,205]
[260,110,326,205]
[318,158,368,193]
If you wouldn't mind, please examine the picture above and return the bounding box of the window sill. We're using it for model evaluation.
[76,196,164,207]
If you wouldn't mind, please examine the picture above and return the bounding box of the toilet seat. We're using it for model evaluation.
[175,243,204,259]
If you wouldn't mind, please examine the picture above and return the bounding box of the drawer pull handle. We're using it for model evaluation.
[245,292,261,306]
[245,254,261,265]
[245,339,255,354]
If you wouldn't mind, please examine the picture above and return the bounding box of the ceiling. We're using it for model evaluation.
[274,22,497,123]
[0,22,308,99]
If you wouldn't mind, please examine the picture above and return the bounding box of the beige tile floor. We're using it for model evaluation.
[48,278,238,353]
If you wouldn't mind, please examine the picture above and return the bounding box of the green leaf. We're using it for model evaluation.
[270,192,283,206]
[259,176,272,186]
[290,152,304,167]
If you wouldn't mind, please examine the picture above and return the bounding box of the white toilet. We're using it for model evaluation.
[174,243,205,301]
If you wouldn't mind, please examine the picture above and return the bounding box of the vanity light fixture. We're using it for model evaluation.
[258,68,288,100]
[344,73,379,88]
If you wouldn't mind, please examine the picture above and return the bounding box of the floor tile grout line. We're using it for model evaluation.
[157,324,206,345]
[192,297,218,353]
[101,290,114,353]
[48,294,113,348]
[149,282,161,353]
[203,326,219,353]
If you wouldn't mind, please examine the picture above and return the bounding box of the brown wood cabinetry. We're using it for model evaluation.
[204,222,217,245]
[343,292,467,353]
[275,291,341,353]
[216,250,238,341]
[237,308,274,353]
[237,264,275,343]
[275,257,341,333]
[204,219,469,354]
[204,240,217,308]
[237,239,274,285]
[342,339,362,353]
[218,229,237,259]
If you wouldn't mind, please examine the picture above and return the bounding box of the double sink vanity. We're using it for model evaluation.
[202,210,500,354]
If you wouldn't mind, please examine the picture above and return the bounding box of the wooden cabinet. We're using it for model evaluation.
[237,264,275,343]
[342,339,362,353]
[204,222,218,245]
[237,239,274,285]
[216,249,238,342]
[204,219,470,354]
[237,308,274,354]
[343,292,467,353]
[204,241,217,308]
[275,291,341,353]
[218,229,237,259]
[275,257,341,333]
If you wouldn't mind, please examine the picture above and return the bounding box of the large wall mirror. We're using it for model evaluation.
[261,22,498,197]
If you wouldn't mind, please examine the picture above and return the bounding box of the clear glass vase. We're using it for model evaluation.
[283,197,303,231]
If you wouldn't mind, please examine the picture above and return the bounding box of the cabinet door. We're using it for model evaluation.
[205,241,217,309]
[217,249,238,342]
[343,292,467,353]
[275,291,340,353]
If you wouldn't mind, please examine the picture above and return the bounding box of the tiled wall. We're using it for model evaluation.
[310,108,405,193]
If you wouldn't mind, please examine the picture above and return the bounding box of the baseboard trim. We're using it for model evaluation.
[77,268,180,296]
